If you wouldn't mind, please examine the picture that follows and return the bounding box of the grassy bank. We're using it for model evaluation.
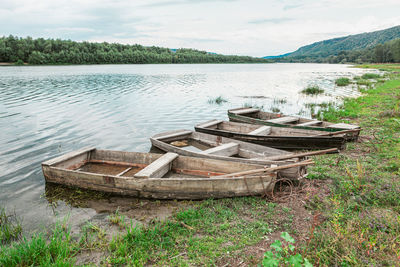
[301,64,400,265]
[1,64,399,266]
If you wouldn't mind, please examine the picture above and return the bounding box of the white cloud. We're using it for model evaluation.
[0,0,399,56]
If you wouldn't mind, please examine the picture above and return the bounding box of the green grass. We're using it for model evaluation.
[361,73,381,79]
[0,207,22,245]
[335,77,351,86]
[208,96,228,105]
[356,79,372,86]
[108,198,276,265]
[1,197,283,266]
[300,85,324,95]
[0,223,78,266]
[302,64,400,265]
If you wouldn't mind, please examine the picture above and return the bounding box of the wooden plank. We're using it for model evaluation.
[248,126,271,135]
[116,167,133,177]
[213,160,314,178]
[196,120,222,128]
[42,147,95,166]
[266,116,299,124]
[327,123,360,130]
[297,120,322,126]
[134,152,178,178]
[264,148,338,161]
[313,129,359,137]
[153,130,192,140]
[200,142,239,157]
[229,108,259,115]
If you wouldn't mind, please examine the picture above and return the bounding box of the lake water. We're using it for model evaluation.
[0,63,375,230]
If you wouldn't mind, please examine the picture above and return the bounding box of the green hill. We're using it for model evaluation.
[279,25,400,62]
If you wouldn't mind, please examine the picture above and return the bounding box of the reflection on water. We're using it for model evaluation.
[0,63,374,230]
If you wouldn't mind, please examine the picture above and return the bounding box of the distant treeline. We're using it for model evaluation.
[0,36,270,65]
[276,38,400,64]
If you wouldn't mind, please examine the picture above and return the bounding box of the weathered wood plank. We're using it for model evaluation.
[313,129,359,137]
[229,108,259,115]
[297,120,322,126]
[42,147,95,166]
[248,126,271,135]
[196,120,222,128]
[153,130,192,140]
[327,123,360,130]
[266,116,299,124]
[200,142,239,156]
[214,160,314,178]
[264,148,338,161]
[116,167,133,177]
[134,152,178,178]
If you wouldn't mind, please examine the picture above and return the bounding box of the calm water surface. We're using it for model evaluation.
[0,63,375,229]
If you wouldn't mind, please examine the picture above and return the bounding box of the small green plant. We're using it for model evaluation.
[262,232,312,267]
[208,96,228,105]
[109,209,126,229]
[335,77,351,86]
[361,73,380,79]
[300,85,324,95]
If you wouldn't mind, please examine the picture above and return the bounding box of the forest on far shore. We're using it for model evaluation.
[0,35,271,65]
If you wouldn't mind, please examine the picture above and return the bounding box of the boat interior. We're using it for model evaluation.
[198,120,329,137]
[45,149,266,179]
[153,130,288,158]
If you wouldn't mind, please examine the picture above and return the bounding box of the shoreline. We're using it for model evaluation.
[1,64,399,265]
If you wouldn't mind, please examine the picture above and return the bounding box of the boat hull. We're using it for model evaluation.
[195,126,346,150]
[228,109,360,141]
[42,148,276,200]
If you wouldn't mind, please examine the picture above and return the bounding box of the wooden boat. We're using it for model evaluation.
[228,107,360,141]
[41,147,277,199]
[151,130,307,180]
[195,120,346,150]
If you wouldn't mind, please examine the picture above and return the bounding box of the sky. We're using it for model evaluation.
[0,0,400,57]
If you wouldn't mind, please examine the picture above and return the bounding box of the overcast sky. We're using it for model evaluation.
[1,0,399,56]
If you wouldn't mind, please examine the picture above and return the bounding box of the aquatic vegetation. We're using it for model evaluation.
[335,77,351,86]
[208,96,228,105]
[300,85,324,95]
[273,98,288,105]
[361,73,381,79]
[356,79,371,86]
[270,107,281,113]
[243,103,265,110]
